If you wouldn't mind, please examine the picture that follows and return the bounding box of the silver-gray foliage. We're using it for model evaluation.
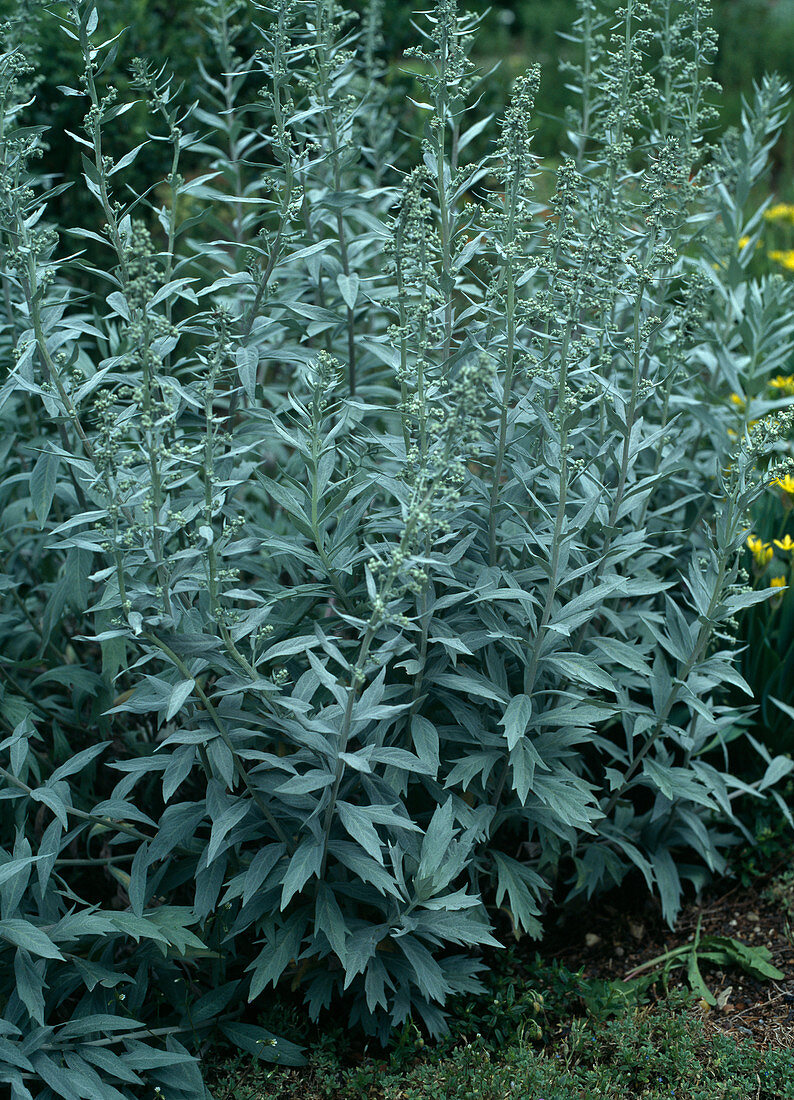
[1,0,793,1095]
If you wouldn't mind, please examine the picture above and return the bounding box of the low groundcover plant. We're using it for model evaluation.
[1,0,794,1096]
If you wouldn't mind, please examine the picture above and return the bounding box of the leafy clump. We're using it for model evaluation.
[2,0,794,1095]
[625,916,784,1005]
[385,993,794,1100]
[763,867,794,919]
[205,982,794,1100]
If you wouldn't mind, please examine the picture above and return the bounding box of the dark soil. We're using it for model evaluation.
[536,856,794,1051]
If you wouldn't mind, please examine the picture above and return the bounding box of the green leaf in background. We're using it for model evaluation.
[29,448,59,526]
[337,272,360,309]
[0,919,64,961]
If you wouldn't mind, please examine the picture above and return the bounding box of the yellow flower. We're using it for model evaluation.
[738,235,750,249]
[768,249,794,271]
[769,374,794,396]
[764,202,794,223]
[729,392,745,409]
[774,535,794,552]
[747,534,774,566]
[774,475,794,496]
[770,576,787,589]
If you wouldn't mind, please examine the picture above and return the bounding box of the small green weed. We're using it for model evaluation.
[729,783,794,887]
[625,916,784,1006]
[764,867,794,920]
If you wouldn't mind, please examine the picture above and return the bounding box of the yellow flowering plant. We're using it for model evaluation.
[769,375,794,396]
[775,474,794,497]
[764,202,794,224]
[717,172,794,755]
[746,534,774,567]
[763,202,794,276]
[768,249,794,271]
[734,485,794,752]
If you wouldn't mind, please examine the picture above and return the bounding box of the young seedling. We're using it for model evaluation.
[624,915,784,1006]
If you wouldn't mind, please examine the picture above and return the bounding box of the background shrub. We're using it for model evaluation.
[9,0,794,240]
[1,0,793,1096]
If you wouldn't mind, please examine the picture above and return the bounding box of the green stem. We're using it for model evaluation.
[488,263,516,564]
[315,0,357,393]
[318,468,453,875]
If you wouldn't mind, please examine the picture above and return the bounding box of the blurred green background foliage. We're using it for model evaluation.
[5,0,794,220]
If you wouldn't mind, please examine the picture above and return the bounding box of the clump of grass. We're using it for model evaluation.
[205,982,794,1100]
[389,999,792,1100]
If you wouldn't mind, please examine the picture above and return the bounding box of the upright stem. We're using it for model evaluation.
[315,0,357,393]
[488,264,516,564]
[319,464,454,875]
[435,17,455,369]
[141,312,171,617]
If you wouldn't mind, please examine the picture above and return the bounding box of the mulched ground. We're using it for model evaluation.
[535,858,794,1051]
